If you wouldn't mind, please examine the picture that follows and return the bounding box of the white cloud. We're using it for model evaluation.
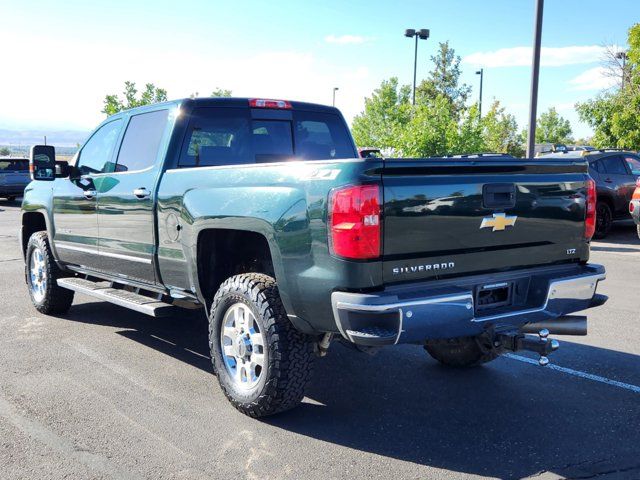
[324,34,368,45]
[463,46,606,67]
[0,31,374,132]
[568,66,618,91]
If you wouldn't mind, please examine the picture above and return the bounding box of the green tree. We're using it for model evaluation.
[415,41,471,117]
[351,77,412,150]
[577,23,640,149]
[351,41,526,157]
[482,101,524,156]
[535,107,573,144]
[190,88,233,99]
[102,81,168,116]
[211,88,232,97]
[0,147,10,156]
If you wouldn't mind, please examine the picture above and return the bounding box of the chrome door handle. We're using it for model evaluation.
[133,187,150,199]
[83,189,97,199]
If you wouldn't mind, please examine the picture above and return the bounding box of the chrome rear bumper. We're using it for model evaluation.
[331,264,606,346]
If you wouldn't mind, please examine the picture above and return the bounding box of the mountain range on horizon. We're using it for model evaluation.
[0,128,89,148]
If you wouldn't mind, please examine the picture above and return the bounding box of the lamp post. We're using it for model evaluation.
[332,87,339,107]
[526,0,544,158]
[404,28,430,105]
[616,51,628,88]
[475,68,484,118]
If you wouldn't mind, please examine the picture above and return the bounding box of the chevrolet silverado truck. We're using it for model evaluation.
[21,97,607,417]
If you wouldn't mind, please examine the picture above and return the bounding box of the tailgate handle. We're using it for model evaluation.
[483,183,516,209]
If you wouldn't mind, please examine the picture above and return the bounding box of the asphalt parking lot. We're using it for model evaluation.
[0,198,639,480]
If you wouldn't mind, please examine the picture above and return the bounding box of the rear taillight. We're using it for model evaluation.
[249,98,292,109]
[585,178,596,240]
[328,185,381,259]
[630,201,635,213]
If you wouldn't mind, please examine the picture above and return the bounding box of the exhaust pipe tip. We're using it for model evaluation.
[520,315,587,336]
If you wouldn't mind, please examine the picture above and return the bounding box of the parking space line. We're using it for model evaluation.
[505,353,640,394]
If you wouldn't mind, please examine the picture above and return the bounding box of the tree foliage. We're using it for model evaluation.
[0,147,10,156]
[102,81,168,116]
[352,42,523,157]
[415,41,471,117]
[576,23,640,149]
[535,107,573,144]
[211,88,232,97]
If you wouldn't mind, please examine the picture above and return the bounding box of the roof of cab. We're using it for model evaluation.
[113,97,340,117]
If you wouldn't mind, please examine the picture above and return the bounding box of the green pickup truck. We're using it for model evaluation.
[21,97,607,417]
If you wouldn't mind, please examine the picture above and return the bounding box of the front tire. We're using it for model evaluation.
[25,231,74,314]
[425,336,499,367]
[209,273,314,417]
[594,202,612,239]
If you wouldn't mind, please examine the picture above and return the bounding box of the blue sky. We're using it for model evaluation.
[0,0,637,139]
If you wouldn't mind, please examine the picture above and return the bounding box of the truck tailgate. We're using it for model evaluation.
[382,158,590,283]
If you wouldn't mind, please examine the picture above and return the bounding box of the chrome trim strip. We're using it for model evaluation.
[56,243,152,264]
[335,294,473,313]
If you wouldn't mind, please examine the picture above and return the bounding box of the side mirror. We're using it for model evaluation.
[29,145,56,181]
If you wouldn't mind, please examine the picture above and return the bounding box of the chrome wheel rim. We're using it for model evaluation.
[220,302,266,390]
[29,247,47,302]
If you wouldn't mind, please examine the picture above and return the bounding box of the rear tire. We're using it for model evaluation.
[25,231,74,314]
[594,202,612,239]
[425,336,499,367]
[209,273,314,417]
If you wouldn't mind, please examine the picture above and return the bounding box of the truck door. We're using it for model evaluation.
[96,109,170,283]
[52,118,123,269]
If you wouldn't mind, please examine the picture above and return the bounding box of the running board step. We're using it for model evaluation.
[57,277,175,317]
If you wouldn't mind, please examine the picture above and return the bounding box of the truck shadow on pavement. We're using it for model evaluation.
[60,302,640,480]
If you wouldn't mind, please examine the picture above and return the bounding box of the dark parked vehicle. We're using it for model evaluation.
[21,98,606,417]
[542,149,640,238]
[0,158,30,201]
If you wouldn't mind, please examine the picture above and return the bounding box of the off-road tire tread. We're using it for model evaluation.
[209,273,313,417]
[26,231,74,314]
[425,336,499,367]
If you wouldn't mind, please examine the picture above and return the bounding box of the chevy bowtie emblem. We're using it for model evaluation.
[480,213,518,231]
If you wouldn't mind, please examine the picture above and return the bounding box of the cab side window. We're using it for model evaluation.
[77,119,123,175]
[601,156,628,175]
[623,155,640,176]
[115,110,169,172]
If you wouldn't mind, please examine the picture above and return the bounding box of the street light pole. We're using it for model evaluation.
[475,68,484,118]
[526,0,544,158]
[405,28,430,105]
[616,51,628,88]
[332,87,339,107]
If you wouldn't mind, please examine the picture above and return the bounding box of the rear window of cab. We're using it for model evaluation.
[178,107,356,167]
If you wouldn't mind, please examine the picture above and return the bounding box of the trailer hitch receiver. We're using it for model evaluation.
[497,328,560,366]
